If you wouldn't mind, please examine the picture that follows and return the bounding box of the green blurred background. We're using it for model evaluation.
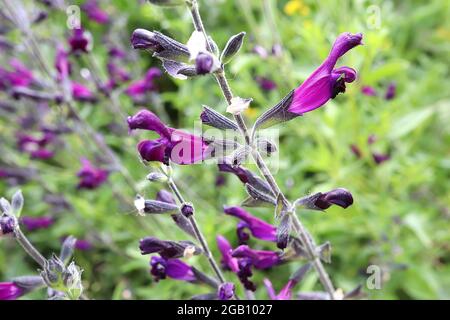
[1,0,449,299]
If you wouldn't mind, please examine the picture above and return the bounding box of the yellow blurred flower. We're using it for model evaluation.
[284,0,310,16]
[244,107,258,119]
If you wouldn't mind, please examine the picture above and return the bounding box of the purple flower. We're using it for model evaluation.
[108,47,126,59]
[224,206,277,243]
[17,132,55,160]
[218,282,235,300]
[314,188,354,210]
[256,76,277,91]
[81,0,109,24]
[20,216,54,231]
[231,245,281,269]
[0,215,16,235]
[385,82,396,100]
[128,110,213,165]
[195,52,214,75]
[216,235,239,272]
[77,158,108,189]
[0,282,24,300]
[367,134,377,145]
[74,239,93,251]
[105,61,130,89]
[4,59,34,88]
[288,33,362,115]
[68,28,91,54]
[361,85,377,96]
[125,68,161,100]
[150,256,196,282]
[55,45,71,81]
[372,152,390,165]
[237,258,256,291]
[71,82,96,102]
[139,237,200,259]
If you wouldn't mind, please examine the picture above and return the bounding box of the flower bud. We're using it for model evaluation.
[139,237,202,259]
[134,194,179,215]
[0,214,16,235]
[220,32,246,64]
[315,188,353,210]
[200,105,239,131]
[218,282,235,300]
[146,172,168,183]
[180,202,194,218]
[195,52,219,75]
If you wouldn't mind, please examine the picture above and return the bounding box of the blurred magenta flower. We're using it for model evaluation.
[264,264,312,300]
[150,256,197,282]
[224,206,277,243]
[350,144,362,158]
[361,85,377,96]
[68,28,91,54]
[385,82,396,100]
[256,76,277,91]
[288,33,362,115]
[372,152,390,165]
[20,216,54,231]
[128,109,214,165]
[0,282,24,300]
[77,158,108,189]
[218,282,235,300]
[216,235,239,272]
[125,67,161,100]
[232,245,281,269]
[3,59,34,89]
[17,132,55,160]
[81,0,109,24]
[71,82,96,102]
[55,45,71,81]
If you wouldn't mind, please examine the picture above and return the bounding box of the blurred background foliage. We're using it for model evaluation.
[0,0,449,299]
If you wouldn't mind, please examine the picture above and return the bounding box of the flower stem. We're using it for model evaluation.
[14,228,47,268]
[186,0,336,299]
[166,171,227,285]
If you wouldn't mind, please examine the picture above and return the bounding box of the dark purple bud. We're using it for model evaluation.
[139,237,201,259]
[134,195,179,215]
[137,139,168,164]
[0,214,16,235]
[150,256,197,282]
[385,82,396,100]
[237,258,256,291]
[180,203,194,217]
[127,109,169,137]
[195,52,214,75]
[315,188,354,210]
[200,106,239,131]
[218,283,235,300]
[236,221,250,245]
[372,152,390,165]
[220,32,246,64]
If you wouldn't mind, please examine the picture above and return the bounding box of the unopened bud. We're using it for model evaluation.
[180,203,194,217]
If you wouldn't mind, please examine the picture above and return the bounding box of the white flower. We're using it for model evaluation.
[134,194,146,215]
[187,30,207,60]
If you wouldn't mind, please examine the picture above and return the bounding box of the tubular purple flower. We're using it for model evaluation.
[125,68,161,100]
[68,28,91,54]
[77,158,108,189]
[216,235,239,272]
[372,152,390,165]
[20,216,54,231]
[218,282,235,300]
[128,110,213,165]
[81,0,109,24]
[256,76,277,91]
[5,59,35,88]
[55,45,71,81]
[263,278,296,300]
[314,188,354,210]
[231,245,281,269]
[150,256,197,282]
[237,258,256,291]
[0,282,24,300]
[224,206,277,242]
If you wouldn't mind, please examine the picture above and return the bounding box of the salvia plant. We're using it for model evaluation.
[0,0,373,300]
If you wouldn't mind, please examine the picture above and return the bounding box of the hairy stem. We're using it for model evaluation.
[187,0,336,299]
[14,228,47,268]
[166,170,227,285]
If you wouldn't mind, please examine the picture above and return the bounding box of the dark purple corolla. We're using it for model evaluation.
[314,188,354,210]
[0,282,24,300]
[68,28,91,54]
[385,82,396,100]
[288,33,362,115]
[216,235,239,272]
[231,245,281,270]
[125,68,161,100]
[218,282,235,300]
[224,206,277,243]
[140,237,200,259]
[372,152,390,164]
[77,158,108,189]
[81,0,109,24]
[128,109,214,165]
[150,256,196,282]
[0,215,16,235]
[20,216,54,231]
